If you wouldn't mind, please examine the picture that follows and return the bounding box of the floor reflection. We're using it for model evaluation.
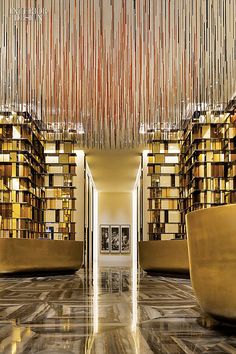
[0,268,236,353]
[100,269,130,293]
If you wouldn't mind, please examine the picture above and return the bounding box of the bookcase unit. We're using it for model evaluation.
[179,111,232,235]
[146,111,236,240]
[44,139,77,240]
[147,130,183,240]
[224,113,236,204]
[0,112,46,238]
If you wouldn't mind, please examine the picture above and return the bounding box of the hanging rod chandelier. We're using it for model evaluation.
[0,0,235,148]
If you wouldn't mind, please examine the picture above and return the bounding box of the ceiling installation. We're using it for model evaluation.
[0,0,235,148]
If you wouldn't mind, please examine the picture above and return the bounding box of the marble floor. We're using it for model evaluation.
[0,268,235,353]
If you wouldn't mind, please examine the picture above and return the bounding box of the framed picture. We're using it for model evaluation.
[100,225,110,253]
[121,225,130,253]
[110,225,120,253]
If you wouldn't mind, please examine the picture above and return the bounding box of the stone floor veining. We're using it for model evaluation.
[0,267,235,353]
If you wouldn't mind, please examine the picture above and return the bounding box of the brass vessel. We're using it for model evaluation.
[139,240,189,273]
[186,204,236,321]
[0,238,83,273]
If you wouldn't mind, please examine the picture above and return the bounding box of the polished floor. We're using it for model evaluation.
[0,268,236,353]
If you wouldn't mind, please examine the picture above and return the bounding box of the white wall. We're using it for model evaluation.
[98,192,132,266]
[84,162,97,269]
[74,150,85,241]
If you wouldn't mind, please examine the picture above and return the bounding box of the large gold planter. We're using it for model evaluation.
[186,204,236,321]
[0,238,83,273]
[139,240,189,273]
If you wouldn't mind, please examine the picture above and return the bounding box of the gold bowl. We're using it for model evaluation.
[186,204,236,321]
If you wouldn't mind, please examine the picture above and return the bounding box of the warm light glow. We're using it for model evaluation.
[86,162,99,335]
[142,150,150,157]
[0,154,10,162]
[11,343,17,354]
[131,165,141,352]
[93,189,98,265]
[12,178,19,191]
[139,123,146,134]
[77,122,85,135]
[132,188,138,332]
[75,150,85,159]
[131,163,141,333]
[93,188,99,334]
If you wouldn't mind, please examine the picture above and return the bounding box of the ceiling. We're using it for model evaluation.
[0,0,236,148]
[86,148,142,192]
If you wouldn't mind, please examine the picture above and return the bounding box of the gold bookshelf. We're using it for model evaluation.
[147,111,236,240]
[44,139,76,240]
[0,112,79,241]
[225,113,236,204]
[179,111,232,235]
[147,130,183,240]
[0,112,83,274]
[0,112,46,238]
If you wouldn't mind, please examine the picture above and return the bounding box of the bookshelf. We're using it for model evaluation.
[0,112,46,238]
[0,113,79,241]
[0,112,84,273]
[179,111,232,235]
[147,111,236,240]
[147,130,183,240]
[44,139,76,240]
[225,113,236,204]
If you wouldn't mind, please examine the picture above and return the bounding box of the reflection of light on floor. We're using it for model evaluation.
[93,260,98,334]
[11,343,17,354]
[93,189,99,334]
[132,267,137,328]
[132,258,140,353]
[9,325,32,354]
[85,336,95,353]
[63,319,70,332]
[132,187,138,340]
[11,325,21,354]
[87,188,98,353]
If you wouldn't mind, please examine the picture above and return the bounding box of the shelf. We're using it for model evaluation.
[0,113,80,241]
[0,114,45,239]
[146,112,236,241]
[146,134,182,241]
[44,140,77,240]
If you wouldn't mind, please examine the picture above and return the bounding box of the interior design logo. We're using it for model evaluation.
[10,8,47,22]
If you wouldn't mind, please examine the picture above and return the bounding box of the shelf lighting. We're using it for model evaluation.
[139,123,146,134]
[77,123,85,135]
